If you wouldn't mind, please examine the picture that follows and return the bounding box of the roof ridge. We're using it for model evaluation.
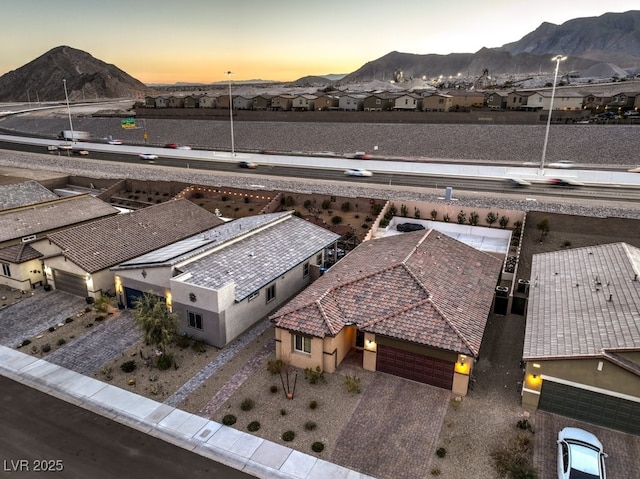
[429,297,479,357]
[363,297,432,328]
[601,350,640,377]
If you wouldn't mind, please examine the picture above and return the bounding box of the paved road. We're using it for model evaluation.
[0,375,256,479]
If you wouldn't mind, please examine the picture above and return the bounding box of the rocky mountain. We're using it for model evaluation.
[0,46,156,102]
[342,10,640,84]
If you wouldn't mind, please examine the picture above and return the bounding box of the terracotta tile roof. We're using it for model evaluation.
[272,229,502,356]
[0,243,42,263]
[47,199,224,273]
[523,242,640,360]
[0,195,119,243]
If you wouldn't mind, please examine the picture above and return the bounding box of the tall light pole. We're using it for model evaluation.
[63,79,75,144]
[540,55,567,175]
[225,71,235,157]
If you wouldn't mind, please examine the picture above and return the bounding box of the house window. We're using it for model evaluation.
[303,262,309,278]
[188,311,203,330]
[376,99,381,104]
[248,291,259,302]
[266,284,276,303]
[1,263,10,277]
[316,254,322,265]
[294,334,311,354]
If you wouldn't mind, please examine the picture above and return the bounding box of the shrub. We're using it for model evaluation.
[379,218,389,228]
[282,430,295,442]
[311,441,324,453]
[267,358,285,375]
[321,199,331,209]
[48,326,56,332]
[284,196,295,207]
[240,398,255,411]
[41,343,51,353]
[469,211,479,226]
[19,339,31,347]
[120,360,136,373]
[308,400,318,410]
[400,204,408,217]
[331,216,343,225]
[56,338,67,346]
[344,375,361,394]
[562,240,572,248]
[457,211,466,224]
[436,447,447,458]
[341,201,351,212]
[65,317,74,323]
[85,306,92,313]
[486,212,498,227]
[443,214,451,223]
[430,209,438,220]
[303,199,312,209]
[247,421,261,432]
[304,421,317,431]
[156,352,174,370]
[222,414,237,426]
[414,207,421,219]
[174,334,191,349]
[516,419,533,432]
[269,385,278,394]
[95,316,105,322]
[304,366,327,384]
[431,468,441,476]
[491,432,537,479]
[280,408,287,416]
[192,340,207,353]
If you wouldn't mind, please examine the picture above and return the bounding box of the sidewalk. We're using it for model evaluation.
[0,345,374,479]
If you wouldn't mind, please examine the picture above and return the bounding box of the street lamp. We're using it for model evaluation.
[63,79,75,144]
[225,71,235,157]
[540,55,567,175]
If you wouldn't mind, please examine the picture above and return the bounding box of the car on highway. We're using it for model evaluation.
[72,149,89,156]
[557,427,606,479]
[107,139,123,145]
[628,166,640,173]
[505,178,531,188]
[176,145,192,150]
[397,223,426,232]
[163,143,178,149]
[238,161,257,169]
[139,153,158,160]
[548,160,575,169]
[344,168,373,177]
[353,151,371,160]
[548,178,583,188]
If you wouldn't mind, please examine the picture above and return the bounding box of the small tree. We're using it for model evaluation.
[414,207,421,219]
[468,211,479,226]
[457,210,466,224]
[400,204,408,217]
[499,215,510,229]
[430,209,438,221]
[443,213,451,223]
[133,291,177,352]
[340,201,351,212]
[537,218,550,242]
[486,212,497,228]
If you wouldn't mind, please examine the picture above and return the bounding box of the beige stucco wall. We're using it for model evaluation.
[275,328,325,371]
[0,258,44,291]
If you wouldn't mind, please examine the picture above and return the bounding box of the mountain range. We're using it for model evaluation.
[1,10,639,101]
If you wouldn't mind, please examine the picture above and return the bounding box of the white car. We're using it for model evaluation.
[139,153,158,160]
[108,139,123,145]
[344,168,373,177]
[628,166,640,173]
[557,427,607,479]
[177,145,192,150]
[548,160,575,169]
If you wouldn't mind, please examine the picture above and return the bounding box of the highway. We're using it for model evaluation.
[0,135,639,204]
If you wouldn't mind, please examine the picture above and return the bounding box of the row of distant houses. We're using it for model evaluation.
[143,88,640,113]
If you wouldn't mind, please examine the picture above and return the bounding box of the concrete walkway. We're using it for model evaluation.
[0,345,374,479]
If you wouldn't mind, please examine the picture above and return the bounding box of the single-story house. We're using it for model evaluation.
[521,242,640,435]
[272,228,503,396]
[112,211,340,348]
[36,199,223,299]
[0,186,120,291]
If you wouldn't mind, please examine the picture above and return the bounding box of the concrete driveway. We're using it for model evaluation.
[533,411,640,478]
[0,290,86,347]
[330,373,450,479]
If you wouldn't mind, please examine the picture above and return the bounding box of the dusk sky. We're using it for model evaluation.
[1,1,637,84]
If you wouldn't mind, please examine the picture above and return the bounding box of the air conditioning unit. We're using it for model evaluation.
[517,279,530,295]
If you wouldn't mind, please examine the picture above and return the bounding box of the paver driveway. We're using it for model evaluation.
[0,290,86,347]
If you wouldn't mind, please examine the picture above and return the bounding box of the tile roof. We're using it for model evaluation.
[0,243,42,263]
[0,181,59,211]
[271,229,502,357]
[47,199,224,273]
[176,214,341,302]
[0,195,119,243]
[523,242,640,360]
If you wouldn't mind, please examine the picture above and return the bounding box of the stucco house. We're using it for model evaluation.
[422,92,453,112]
[0,183,119,291]
[363,93,398,111]
[292,94,317,111]
[392,93,422,111]
[36,199,223,299]
[270,94,296,111]
[521,242,640,435]
[506,91,538,110]
[112,211,340,348]
[338,94,366,111]
[446,90,485,109]
[271,228,502,396]
[528,91,584,111]
[314,94,339,111]
[485,91,508,110]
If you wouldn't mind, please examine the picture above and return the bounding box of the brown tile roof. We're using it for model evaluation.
[0,195,119,243]
[47,199,224,273]
[523,242,640,360]
[272,229,502,356]
[0,243,42,263]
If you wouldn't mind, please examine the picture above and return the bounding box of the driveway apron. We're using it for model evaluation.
[330,373,450,479]
[0,291,86,347]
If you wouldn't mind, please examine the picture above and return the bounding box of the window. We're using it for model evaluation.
[303,262,309,278]
[316,254,322,265]
[188,311,203,330]
[266,284,276,303]
[1,263,10,277]
[294,334,311,354]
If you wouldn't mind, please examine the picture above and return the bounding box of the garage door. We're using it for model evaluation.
[538,380,640,435]
[376,345,454,390]
[52,270,87,297]
[124,287,144,309]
